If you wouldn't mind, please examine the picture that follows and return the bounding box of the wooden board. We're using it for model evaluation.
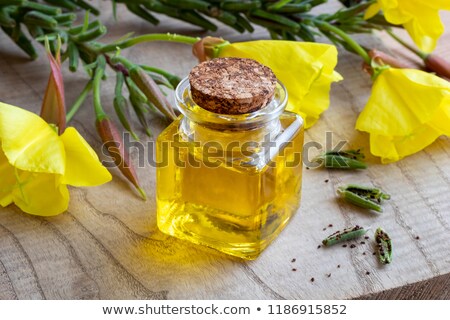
[0,2,449,300]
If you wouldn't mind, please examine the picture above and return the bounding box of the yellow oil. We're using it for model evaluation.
[156,113,304,259]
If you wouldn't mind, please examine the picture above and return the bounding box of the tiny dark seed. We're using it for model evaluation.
[310,277,315,282]
[373,252,376,255]
[364,236,369,240]
[415,236,420,240]
[327,273,331,278]
[366,271,370,275]
[291,258,296,263]
[306,167,310,170]
[324,179,329,183]
[362,252,366,255]
[342,244,347,248]
[323,228,327,231]
[360,241,365,244]
[350,244,356,248]
[328,224,333,228]
[337,265,341,268]
[292,268,297,272]
[317,245,321,249]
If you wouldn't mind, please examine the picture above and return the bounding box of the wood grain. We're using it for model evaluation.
[0,1,449,300]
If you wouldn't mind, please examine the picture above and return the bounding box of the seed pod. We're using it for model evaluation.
[267,3,312,13]
[24,2,62,16]
[23,11,58,29]
[0,7,15,28]
[338,184,390,212]
[72,25,107,42]
[114,72,139,140]
[322,225,369,246]
[375,227,392,264]
[96,117,147,200]
[313,149,368,169]
[71,0,100,16]
[129,66,177,121]
[126,3,159,25]
[161,0,211,11]
[250,9,300,32]
[68,20,101,35]
[67,42,79,72]
[1,25,37,59]
[44,0,78,11]
[126,76,148,104]
[220,0,261,11]
[129,94,152,137]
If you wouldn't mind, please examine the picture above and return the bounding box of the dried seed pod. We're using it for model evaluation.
[337,184,390,212]
[322,225,369,246]
[375,227,392,264]
[313,149,368,169]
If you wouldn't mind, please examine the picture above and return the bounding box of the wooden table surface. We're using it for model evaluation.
[0,1,449,300]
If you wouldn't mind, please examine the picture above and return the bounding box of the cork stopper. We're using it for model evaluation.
[189,57,277,114]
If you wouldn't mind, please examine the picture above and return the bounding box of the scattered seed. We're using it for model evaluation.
[372,252,376,255]
[364,236,369,240]
[360,241,366,244]
[328,224,333,228]
[310,277,315,282]
[342,244,347,248]
[362,252,366,255]
[327,273,331,278]
[415,236,420,240]
[306,167,310,170]
[323,228,327,231]
[292,268,297,272]
[366,271,370,275]
[291,258,296,263]
[317,245,321,249]
[350,244,356,248]
[337,265,341,268]
[325,179,329,183]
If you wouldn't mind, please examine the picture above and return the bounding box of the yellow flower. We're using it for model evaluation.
[365,0,450,53]
[0,102,112,216]
[216,40,342,128]
[355,67,450,163]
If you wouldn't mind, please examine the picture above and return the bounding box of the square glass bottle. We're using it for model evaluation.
[156,69,304,260]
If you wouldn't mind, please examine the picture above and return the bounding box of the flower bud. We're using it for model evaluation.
[425,54,450,81]
[368,49,417,69]
[96,117,146,200]
[129,66,177,121]
[192,36,229,62]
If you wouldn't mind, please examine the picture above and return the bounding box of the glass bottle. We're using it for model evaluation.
[156,77,304,260]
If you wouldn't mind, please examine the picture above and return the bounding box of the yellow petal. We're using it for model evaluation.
[403,12,444,53]
[356,68,450,136]
[356,68,450,163]
[11,171,69,216]
[218,40,342,128]
[0,102,65,174]
[364,3,382,20]
[60,127,112,186]
[0,150,15,207]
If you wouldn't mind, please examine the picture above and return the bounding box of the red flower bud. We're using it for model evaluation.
[96,117,146,200]
[425,54,450,81]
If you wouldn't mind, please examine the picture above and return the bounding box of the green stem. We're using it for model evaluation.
[66,80,92,123]
[313,19,371,64]
[93,55,107,120]
[98,33,199,53]
[110,55,135,70]
[386,28,427,59]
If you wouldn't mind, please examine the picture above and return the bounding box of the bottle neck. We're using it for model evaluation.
[179,115,282,147]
